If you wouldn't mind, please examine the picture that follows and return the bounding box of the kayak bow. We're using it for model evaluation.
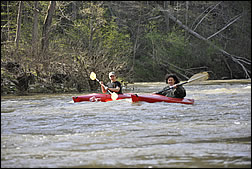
[131,94,194,105]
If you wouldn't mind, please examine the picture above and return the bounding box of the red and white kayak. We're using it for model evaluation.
[131,94,194,105]
[72,93,133,102]
[73,93,194,104]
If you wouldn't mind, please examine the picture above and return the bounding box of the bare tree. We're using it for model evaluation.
[32,1,39,58]
[163,1,170,33]
[72,1,77,20]
[7,1,10,41]
[185,1,189,38]
[15,1,23,49]
[41,1,56,59]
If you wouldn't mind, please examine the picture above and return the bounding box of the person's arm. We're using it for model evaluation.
[100,81,108,93]
[107,86,120,92]
[174,86,186,98]
[154,86,170,96]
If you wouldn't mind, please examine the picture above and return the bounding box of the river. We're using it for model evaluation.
[1,80,251,168]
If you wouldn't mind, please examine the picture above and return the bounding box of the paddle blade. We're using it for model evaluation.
[188,72,209,83]
[111,92,118,101]
[90,72,96,80]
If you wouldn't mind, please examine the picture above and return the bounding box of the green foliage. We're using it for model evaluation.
[57,2,132,58]
[134,58,165,82]
[1,1,18,41]
[136,30,196,80]
[100,18,131,58]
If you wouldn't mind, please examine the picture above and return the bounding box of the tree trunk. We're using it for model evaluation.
[131,18,141,81]
[72,1,77,20]
[32,1,39,58]
[163,1,170,33]
[15,1,23,49]
[7,1,10,41]
[41,1,56,59]
[185,1,189,38]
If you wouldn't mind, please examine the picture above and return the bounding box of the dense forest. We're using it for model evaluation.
[1,1,251,95]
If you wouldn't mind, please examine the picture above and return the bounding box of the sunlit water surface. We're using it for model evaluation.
[1,81,251,168]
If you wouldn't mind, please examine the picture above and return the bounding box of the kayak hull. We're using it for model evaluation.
[72,93,133,102]
[131,94,194,105]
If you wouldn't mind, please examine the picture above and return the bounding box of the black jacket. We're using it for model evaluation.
[155,85,186,98]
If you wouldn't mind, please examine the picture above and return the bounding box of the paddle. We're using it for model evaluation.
[157,72,209,93]
[90,72,119,101]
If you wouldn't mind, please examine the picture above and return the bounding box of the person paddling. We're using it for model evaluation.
[100,72,123,94]
[155,74,186,98]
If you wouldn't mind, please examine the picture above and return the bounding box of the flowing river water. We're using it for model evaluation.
[1,80,251,168]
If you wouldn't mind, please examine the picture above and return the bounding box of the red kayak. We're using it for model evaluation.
[72,93,133,102]
[131,94,194,105]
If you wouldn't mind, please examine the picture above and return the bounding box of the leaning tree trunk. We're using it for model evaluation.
[160,7,251,78]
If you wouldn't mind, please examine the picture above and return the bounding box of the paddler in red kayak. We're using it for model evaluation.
[154,74,186,98]
[100,72,123,94]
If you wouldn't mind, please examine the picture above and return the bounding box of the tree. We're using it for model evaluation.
[32,1,39,58]
[159,6,251,78]
[15,1,23,49]
[41,1,56,59]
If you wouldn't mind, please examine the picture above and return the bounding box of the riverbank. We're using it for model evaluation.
[127,79,251,88]
[2,78,251,97]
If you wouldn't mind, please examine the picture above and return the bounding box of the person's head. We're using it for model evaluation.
[165,74,180,86]
[109,72,117,82]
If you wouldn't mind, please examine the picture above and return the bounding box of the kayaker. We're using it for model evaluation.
[155,74,186,98]
[100,72,123,94]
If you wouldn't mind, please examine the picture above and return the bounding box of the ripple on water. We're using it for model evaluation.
[1,82,251,168]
